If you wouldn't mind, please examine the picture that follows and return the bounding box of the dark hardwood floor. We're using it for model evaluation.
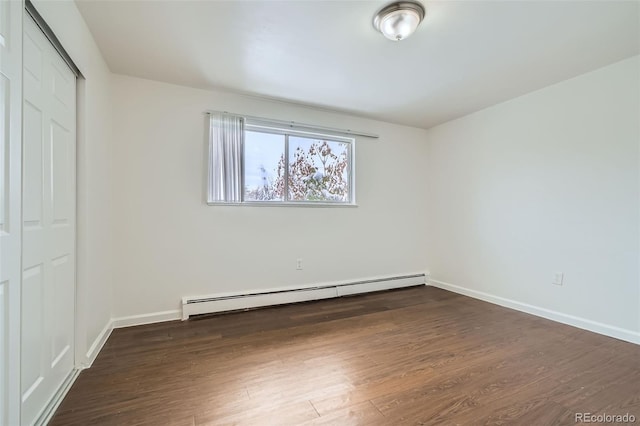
[51,286,640,425]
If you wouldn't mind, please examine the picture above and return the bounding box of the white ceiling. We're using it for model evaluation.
[76,0,640,129]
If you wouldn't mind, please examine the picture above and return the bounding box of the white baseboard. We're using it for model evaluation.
[182,273,426,320]
[37,322,112,423]
[83,320,114,368]
[34,368,80,426]
[429,279,640,345]
[111,309,182,329]
[83,275,424,375]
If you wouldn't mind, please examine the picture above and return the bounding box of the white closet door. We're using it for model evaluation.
[0,1,23,425]
[21,15,76,426]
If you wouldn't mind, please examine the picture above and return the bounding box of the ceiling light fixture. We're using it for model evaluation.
[373,1,426,41]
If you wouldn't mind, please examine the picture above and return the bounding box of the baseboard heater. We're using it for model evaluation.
[181,273,426,320]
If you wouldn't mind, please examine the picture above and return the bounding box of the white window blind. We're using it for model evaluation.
[208,113,244,203]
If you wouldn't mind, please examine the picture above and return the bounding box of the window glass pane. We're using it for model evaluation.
[288,136,350,202]
[243,131,285,201]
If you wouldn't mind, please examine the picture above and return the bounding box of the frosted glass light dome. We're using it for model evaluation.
[373,1,426,41]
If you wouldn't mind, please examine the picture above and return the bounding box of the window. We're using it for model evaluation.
[208,113,355,205]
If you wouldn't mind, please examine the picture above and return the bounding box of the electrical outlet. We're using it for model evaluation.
[552,271,564,286]
[296,258,303,270]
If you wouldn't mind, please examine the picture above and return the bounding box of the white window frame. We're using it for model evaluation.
[207,116,357,207]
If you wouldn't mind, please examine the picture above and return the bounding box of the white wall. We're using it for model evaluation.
[426,56,640,340]
[110,74,429,319]
[31,0,113,365]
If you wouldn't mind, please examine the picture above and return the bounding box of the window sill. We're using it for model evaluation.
[206,201,358,208]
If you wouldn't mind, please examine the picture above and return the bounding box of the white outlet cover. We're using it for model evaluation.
[553,272,564,285]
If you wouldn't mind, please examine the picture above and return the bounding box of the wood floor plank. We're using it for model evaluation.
[301,401,388,426]
[51,286,640,425]
[195,400,319,426]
